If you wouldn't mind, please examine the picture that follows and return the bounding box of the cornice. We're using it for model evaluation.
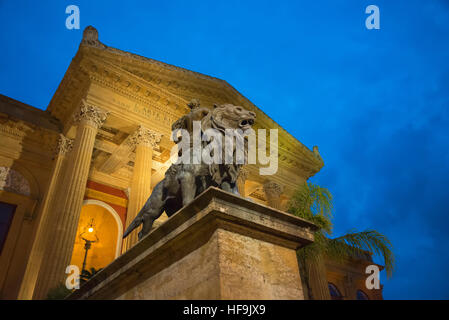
[0,94,61,132]
[0,115,60,154]
[51,26,324,181]
[90,56,190,109]
[80,38,224,84]
[72,99,109,129]
[79,56,188,125]
[47,53,91,126]
[80,46,323,172]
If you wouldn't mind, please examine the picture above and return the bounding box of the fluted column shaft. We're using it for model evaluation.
[122,126,161,252]
[307,253,331,300]
[343,275,355,300]
[18,135,73,300]
[33,101,107,299]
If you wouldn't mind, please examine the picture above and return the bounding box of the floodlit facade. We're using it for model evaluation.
[0,26,381,300]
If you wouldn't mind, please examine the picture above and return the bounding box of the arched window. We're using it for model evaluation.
[356,290,369,300]
[328,283,343,300]
[70,200,124,273]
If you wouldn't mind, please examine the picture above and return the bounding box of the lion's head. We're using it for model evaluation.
[202,103,256,132]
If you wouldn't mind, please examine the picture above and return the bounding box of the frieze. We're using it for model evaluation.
[85,56,188,111]
[109,96,178,127]
[0,117,60,153]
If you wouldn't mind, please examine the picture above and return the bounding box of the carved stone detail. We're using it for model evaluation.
[126,125,162,149]
[238,167,249,182]
[313,145,323,162]
[187,98,201,110]
[263,180,284,199]
[0,166,31,196]
[0,118,34,138]
[80,26,107,49]
[73,100,109,129]
[54,134,73,156]
[237,166,249,198]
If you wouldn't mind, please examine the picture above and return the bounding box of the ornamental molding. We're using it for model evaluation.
[47,57,91,124]
[80,26,107,49]
[0,117,60,153]
[0,117,34,138]
[73,100,109,129]
[80,51,322,175]
[81,56,189,117]
[126,125,162,149]
[120,65,232,102]
[87,74,179,129]
[0,166,31,196]
[49,25,324,182]
[79,26,222,84]
[54,134,74,156]
[313,145,323,162]
[237,166,249,182]
[263,180,284,199]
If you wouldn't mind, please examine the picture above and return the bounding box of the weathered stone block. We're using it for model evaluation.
[68,187,317,300]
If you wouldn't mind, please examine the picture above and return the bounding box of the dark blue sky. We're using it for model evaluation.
[1,1,448,299]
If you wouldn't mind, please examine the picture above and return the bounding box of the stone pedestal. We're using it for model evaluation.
[68,187,317,300]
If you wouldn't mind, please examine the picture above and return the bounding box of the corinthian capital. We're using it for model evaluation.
[263,180,284,199]
[54,134,74,156]
[73,100,109,129]
[126,125,162,149]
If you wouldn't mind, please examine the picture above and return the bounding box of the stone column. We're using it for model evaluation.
[18,135,73,300]
[263,180,284,210]
[236,167,249,198]
[122,126,161,252]
[33,101,108,299]
[343,274,355,300]
[307,253,331,300]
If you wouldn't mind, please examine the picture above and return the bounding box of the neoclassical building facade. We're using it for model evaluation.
[0,26,381,300]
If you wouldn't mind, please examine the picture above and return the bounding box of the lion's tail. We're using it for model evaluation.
[123,212,143,239]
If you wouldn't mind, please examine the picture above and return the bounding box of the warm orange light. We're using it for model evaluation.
[88,227,94,233]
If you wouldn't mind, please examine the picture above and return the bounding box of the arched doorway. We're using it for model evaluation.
[70,200,123,272]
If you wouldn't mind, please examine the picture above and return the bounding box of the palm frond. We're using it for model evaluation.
[288,182,333,235]
[308,183,333,219]
[288,180,395,300]
[327,230,395,278]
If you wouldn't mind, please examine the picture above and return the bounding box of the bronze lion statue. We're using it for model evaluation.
[123,102,256,240]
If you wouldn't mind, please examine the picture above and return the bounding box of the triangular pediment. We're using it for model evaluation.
[47,26,324,183]
[82,45,322,167]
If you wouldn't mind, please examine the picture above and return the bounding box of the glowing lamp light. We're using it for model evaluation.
[79,218,99,275]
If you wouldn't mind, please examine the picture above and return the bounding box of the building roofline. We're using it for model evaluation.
[0,93,62,132]
[77,26,324,171]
